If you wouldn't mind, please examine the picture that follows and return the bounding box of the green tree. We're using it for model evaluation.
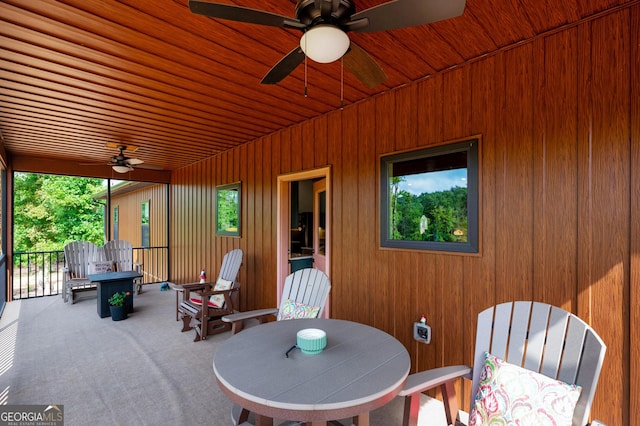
[14,173,105,252]
[393,190,424,240]
[427,205,456,242]
[217,188,239,231]
[391,184,468,243]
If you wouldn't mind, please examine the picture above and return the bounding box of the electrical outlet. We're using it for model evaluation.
[413,322,431,344]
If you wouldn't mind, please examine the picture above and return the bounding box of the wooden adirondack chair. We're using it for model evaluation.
[103,240,143,294]
[62,240,105,303]
[399,301,607,426]
[176,248,243,342]
[222,267,331,335]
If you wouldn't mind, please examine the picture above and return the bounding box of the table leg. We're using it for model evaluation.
[353,412,370,426]
[254,414,274,426]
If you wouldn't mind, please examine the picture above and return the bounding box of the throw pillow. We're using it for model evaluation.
[279,299,321,320]
[89,261,114,274]
[209,278,233,308]
[469,352,582,426]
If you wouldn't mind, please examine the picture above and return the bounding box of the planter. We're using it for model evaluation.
[109,305,128,321]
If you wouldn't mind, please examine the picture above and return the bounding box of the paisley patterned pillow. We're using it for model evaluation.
[469,352,582,426]
[279,299,320,320]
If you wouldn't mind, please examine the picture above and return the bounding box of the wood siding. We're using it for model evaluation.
[110,184,167,247]
[110,184,168,283]
[170,5,639,424]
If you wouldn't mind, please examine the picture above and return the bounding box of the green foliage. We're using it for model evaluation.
[14,173,106,253]
[217,188,239,232]
[108,291,128,306]
[392,190,424,240]
[391,185,468,243]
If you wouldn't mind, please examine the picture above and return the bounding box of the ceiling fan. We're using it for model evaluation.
[109,145,144,173]
[80,144,164,173]
[188,0,466,88]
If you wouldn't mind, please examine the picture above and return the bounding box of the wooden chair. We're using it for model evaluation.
[399,301,607,426]
[176,248,243,342]
[62,240,105,303]
[222,267,331,335]
[103,240,143,294]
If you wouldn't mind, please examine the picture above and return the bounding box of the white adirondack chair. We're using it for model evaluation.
[62,240,105,303]
[223,267,332,425]
[222,267,331,335]
[103,240,143,294]
[399,301,607,426]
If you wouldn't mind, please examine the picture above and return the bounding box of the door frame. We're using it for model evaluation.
[276,166,331,309]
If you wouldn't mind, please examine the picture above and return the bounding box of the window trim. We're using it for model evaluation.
[379,137,480,253]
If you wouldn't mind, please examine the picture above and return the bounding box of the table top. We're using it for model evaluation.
[213,318,410,422]
[88,271,143,282]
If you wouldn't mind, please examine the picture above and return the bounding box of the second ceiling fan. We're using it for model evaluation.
[189,0,466,88]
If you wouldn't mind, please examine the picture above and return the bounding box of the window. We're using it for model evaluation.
[113,205,119,240]
[141,200,150,247]
[216,182,241,237]
[380,138,479,253]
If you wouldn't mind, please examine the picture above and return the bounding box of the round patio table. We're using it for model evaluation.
[213,318,410,425]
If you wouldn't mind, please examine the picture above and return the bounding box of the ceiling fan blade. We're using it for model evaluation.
[189,0,305,30]
[261,47,306,85]
[106,142,138,152]
[343,43,387,88]
[125,158,144,165]
[348,0,466,33]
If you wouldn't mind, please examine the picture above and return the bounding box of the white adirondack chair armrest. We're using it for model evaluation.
[590,420,606,426]
[398,365,472,396]
[133,262,142,272]
[222,308,279,335]
[223,308,279,323]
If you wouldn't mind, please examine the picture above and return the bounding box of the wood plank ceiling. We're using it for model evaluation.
[0,0,631,174]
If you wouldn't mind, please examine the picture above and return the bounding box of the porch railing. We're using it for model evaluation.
[11,246,169,300]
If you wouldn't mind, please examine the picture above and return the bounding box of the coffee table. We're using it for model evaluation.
[89,271,142,318]
[213,318,410,426]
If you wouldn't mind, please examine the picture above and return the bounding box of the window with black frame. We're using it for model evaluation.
[141,200,150,247]
[380,138,479,253]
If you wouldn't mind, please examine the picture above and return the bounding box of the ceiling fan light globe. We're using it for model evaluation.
[300,25,350,63]
[112,165,131,173]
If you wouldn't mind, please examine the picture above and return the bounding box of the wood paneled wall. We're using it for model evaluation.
[110,184,168,248]
[111,184,168,282]
[170,5,639,424]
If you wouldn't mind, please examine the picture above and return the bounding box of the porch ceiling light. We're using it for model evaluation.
[112,165,130,173]
[299,25,350,64]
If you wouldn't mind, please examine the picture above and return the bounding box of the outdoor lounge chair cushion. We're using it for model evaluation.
[278,299,320,320]
[469,352,582,426]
